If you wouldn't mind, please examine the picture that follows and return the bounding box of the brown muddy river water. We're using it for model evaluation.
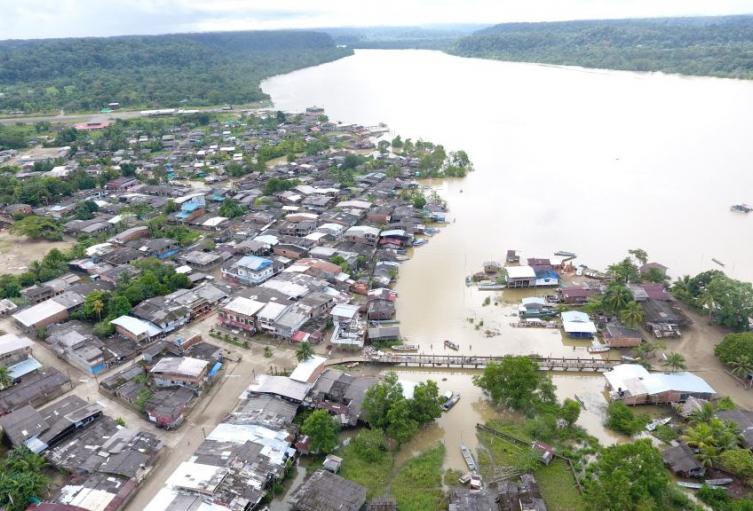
[263,49,753,466]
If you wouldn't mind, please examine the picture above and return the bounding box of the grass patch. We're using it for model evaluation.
[478,420,586,511]
[370,338,402,350]
[392,444,446,511]
[653,424,679,444]
[537,459,586,511]
[338,439,394,500]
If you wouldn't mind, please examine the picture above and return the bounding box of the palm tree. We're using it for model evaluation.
[671,275,692,301]
[0,366,12,389]
[729,355,753,380]
[682,422,719,467]
[603,284,633,313]
[92,298,104,321]
[619,301,645,329]
[296,341,314,362]
[663,352,687,372]
[689,402,716,425]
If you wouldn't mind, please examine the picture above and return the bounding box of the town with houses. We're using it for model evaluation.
[0,105,751,511]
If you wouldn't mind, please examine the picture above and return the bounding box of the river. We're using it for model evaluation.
[262,49,753,467]
[263,48,753,356]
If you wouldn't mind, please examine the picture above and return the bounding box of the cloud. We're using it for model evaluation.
[1,0,752,39]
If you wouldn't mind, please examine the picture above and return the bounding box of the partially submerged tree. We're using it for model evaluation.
[472,356,556,414]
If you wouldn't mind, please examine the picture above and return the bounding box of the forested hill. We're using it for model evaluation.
[0,31,352,114]
[451,15,753,79]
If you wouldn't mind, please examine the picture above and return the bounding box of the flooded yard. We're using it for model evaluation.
[349,366,624,472]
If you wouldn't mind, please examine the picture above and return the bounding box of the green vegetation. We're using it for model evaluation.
[395,139,473,178]
[147,215,201,247]
[452,16,753,81]
[264,177,300,196]
[0,171,99,207]
[698,485,753,510]
[0,366,12,389]
[605,401,648,435]
[583,440,677,511]
[0,31,351,114]
[300,410,339,455]
[673,270,753,331]
[0,446,49,511]
[218,198,246,219]
[392,444,445,511]
[362,372,443,445]
[75,257,190,337]
[681,417,739,467]
[339,430,394,499]
[295,341,314,362]
[472,356,556,414]
[477,421,586,511]
[9,215,63,240]
[0,246,84,299]
[716,332,753,372]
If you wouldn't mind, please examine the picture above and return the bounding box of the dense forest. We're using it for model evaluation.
[451,15,753,79]
[0,31,351,114]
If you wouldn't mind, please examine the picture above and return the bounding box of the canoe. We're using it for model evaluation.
[461,444,478,472]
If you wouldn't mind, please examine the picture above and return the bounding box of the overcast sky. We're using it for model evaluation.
[2,0,753,40]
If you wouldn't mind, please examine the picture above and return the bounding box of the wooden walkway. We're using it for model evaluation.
[356,352,618,372]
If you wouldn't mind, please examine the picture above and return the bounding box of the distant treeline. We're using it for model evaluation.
[326,25,482,51]
[0,31,352,114]
[451,15,753,79]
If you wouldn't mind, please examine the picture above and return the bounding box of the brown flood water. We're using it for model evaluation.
[263,49,753,461]
[379,368,621,471]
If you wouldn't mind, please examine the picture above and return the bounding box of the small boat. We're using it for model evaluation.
[677,482,705,490]
[391,344,419,352]
[730,204,753,213]
[444,340,460,351]
[574,394,586,409]
[461,444,478,472]
[587,342,610,353]
[621,355,639,363]
[645,417,671,432]
[469,472,482,490]
[442,392,461,411]
[705,478,733,486]
[412,239,427,247]
[465,276,472,286]
[477,282,505,291]
[678,481,725,490]
[712,258,725,267]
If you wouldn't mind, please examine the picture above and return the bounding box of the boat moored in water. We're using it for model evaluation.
[444,339,460,351]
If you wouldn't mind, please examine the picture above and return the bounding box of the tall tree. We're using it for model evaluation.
[662,352,687,372]
[584,440,672,511]
[301,410,339,454]
[603,283,634,313]
[410,380,443,425]
[473,356,556,413]
[619,301,644,328]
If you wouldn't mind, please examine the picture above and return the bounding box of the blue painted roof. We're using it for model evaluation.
[238,255,273,271]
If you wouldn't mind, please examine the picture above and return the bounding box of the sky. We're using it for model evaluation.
[2,0,753,40]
